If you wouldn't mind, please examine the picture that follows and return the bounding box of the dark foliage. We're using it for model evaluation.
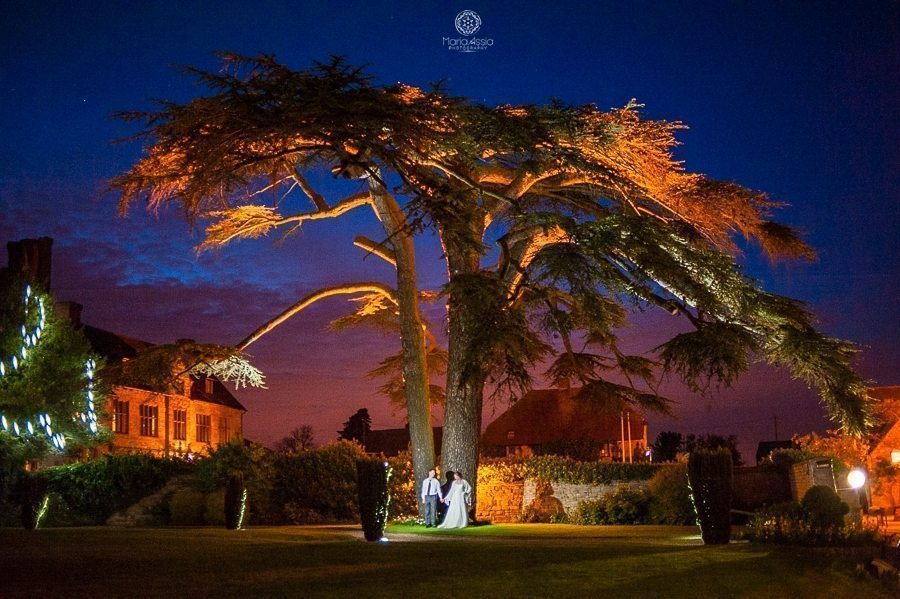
[42,454,192,525]
[800,485,849,542]
[683,434,743,466]
[271,441,365,523]
[356,458,391,542]
[651,431,684,463]
[19,473,49,530]
[569,485,651,525]
[338,409,372,445]
[648,462,696,525]
[687,448,733,544]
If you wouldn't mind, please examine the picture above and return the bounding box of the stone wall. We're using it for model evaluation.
[523,478,649,515]
[476,480,524,523]
[476,477,656,522]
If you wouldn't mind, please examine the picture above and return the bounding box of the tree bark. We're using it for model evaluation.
[440,238,486,518]
[366,174,435,517]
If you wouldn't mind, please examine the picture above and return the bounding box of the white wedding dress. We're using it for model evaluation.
[438,479,471,529]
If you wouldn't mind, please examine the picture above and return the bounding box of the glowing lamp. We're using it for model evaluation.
[847,469,866,490]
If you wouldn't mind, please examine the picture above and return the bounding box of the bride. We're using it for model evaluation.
[438,471,471,529]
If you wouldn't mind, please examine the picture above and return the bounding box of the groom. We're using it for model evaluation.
[420,469,444,527]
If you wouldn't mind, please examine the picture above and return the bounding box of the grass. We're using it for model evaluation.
[0,524,891,598]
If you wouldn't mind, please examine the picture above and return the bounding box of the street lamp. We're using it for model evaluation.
[847,468,866,490]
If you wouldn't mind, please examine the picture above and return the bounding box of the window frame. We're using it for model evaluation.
[196,413,211,444]
[113,400,129,434]
[173,409,187,441]
[139,404,158,437]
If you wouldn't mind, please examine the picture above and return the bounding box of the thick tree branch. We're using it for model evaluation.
[236,282,397,350]
[353,235,397,266]
[291,169,329,211]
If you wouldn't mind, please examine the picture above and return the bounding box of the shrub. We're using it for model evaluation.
[196,440,275,524]
[204,491,225,526]
[224,474,247,530]
[523,455,659,485]
[569,485,651,525]
[801,485,849,542]
[603,484,650,524]
[272,441,365,523]
[20,474,49,530]
[168,488,206,525]
[42,454,193,525]
[688,448,733,544]
[357,458,391,542]
[570,498,606,525]
[745,501,802,543]
[535,440,604,461]
[385,452,417,520]
[648,463,695,525]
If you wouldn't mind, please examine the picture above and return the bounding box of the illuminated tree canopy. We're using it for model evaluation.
[114,54,871,502]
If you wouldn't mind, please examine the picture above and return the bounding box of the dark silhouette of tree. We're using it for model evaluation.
[275,425,316,453]
[651,431,684,463]
[684,433,743,466]
[338,409,372,445]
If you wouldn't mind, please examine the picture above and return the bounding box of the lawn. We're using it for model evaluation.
[0,524,890,598]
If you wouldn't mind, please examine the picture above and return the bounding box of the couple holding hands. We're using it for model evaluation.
[420,468,472,529]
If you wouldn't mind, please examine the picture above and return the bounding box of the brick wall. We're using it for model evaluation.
[103,386,243,457]
[869,420,900,515]
[731,467,791,511]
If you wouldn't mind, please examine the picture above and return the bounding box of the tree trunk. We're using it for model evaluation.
[440,241,486,518]
[367,175,435,517]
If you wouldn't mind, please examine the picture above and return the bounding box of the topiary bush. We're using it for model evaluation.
[648,462,695,525]
[356,458,391,542]
[800,485,849,543]
[688,448,733,544]
[224,473,247,530]
[19,473,49,530]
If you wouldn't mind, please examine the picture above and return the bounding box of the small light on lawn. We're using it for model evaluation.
[379,537,389,543]
[847,469,866,490]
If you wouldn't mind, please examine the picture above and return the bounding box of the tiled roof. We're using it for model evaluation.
[481,387,647,447]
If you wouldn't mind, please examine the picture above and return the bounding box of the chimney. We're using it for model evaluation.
[6,237,53,291]
[55,301,83,328]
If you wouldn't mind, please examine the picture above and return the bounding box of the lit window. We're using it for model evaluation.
[891,450,900,464]
[173,409,187,441]
[139,404,158,437]
[204,378,214,394]
[507,430,515,441]
[196,414,211,443]
[113,400,129,434]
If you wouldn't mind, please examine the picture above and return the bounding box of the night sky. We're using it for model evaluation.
[1,1,897,460]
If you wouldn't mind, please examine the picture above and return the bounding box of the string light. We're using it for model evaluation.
[0,288,99,451]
